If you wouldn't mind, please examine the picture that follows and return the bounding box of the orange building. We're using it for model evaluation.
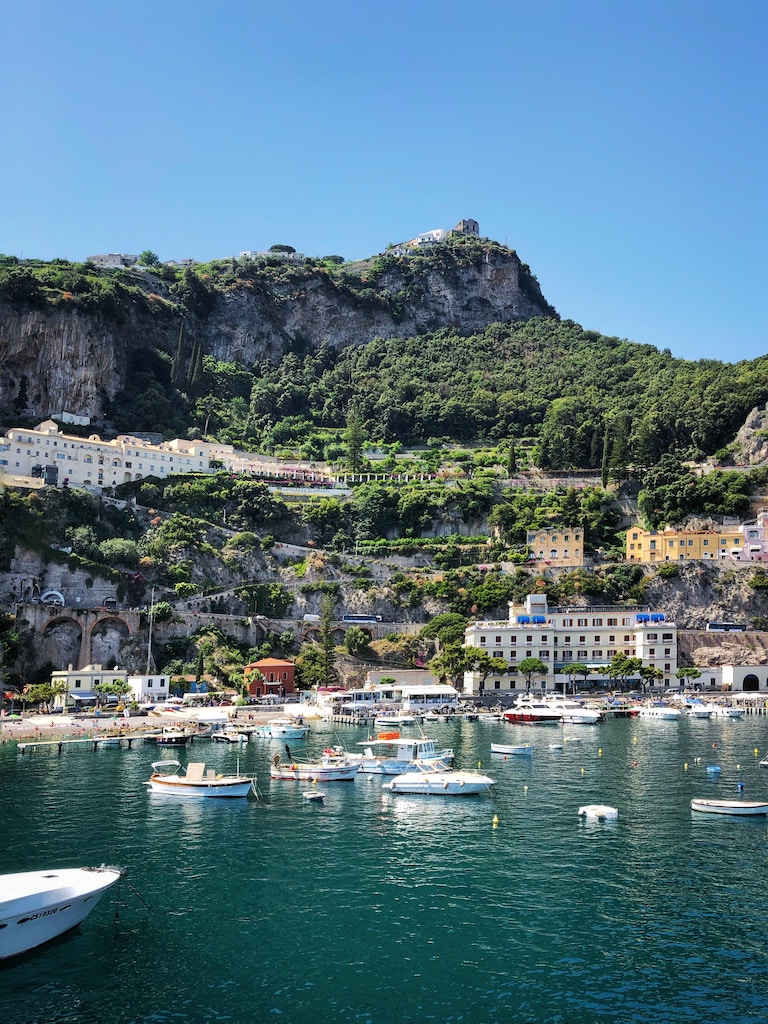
[244,658,296,698]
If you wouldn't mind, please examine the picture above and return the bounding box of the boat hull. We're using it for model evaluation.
[384,771,495,796]
[146,776,253,797]
[691,799,768,816]
[491,743,533,755]
[0,866,123,960]
[270,762,360,782]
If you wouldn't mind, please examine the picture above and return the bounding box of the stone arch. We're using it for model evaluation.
[742,673,760,692]
[41,615,84,669]
[89,616,131,667]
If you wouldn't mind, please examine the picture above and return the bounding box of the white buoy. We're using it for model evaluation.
[578,804,618,821]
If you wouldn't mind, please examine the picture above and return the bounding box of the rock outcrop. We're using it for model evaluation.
[0,243,555,422]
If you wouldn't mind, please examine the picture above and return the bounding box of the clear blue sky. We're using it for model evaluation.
[3,0,766,363]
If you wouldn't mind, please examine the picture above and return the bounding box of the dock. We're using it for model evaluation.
[17,734,147,754]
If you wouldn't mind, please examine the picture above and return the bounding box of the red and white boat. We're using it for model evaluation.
[502,697,563,725]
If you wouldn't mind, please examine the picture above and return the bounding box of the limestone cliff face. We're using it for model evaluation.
[733,403,768,464]
[204,248,554,365]
[0,245,555,420]
[0,298,181,422]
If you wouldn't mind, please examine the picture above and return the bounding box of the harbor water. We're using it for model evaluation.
[2,713,768,1023]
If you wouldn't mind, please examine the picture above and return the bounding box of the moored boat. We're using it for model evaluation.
[355,734,454,774]
[636,703,681,720]
[502,696,562,725]
[269,753,360,782]
[490,743,533,756]
[144,760,256,797]
[691,798,768,816]
[0,865,124,960]
[256,717,310,739]
[383,761,495,796]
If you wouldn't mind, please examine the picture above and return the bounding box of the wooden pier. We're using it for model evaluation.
[16,734,147,754]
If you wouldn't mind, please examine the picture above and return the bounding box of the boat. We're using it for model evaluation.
[211,726,249,744]
[269,753,360,782]
[383,761,495,796]
[373,712,423,728]
[354,734,454,774]
[255,717,310,739]
[691,798,768,816]
[681,700,713,719]
[490,743,534,756]
[578,804,619,821]
[502,696,563,725]
[635,703,681,720]
[759,754,768,767]
[144,760,256,798]
[0,865,124,961]
[544,698,604,724]
[302,790,325,802]
[144,725,199,746]
[706,703,745,719]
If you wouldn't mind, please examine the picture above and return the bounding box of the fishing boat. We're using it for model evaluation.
[354,734,454,774]
[144,760,256,798]
[383,761,495,796]
[0,865,124,961]
[269,753,360,782]
[690,798,768,816]
[490,743,534,756]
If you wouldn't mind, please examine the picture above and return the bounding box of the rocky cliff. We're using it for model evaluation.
[0,241,555,422]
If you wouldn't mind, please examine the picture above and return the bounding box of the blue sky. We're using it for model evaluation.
[3,1,766,363]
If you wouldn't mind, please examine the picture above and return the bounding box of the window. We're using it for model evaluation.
[592,618,603,626]
[526,635,533,643]
[579,636,586,643]
[649,649,655,656]
[577,650,588,659]
[577,618,588,627]
[539,650,550,659]
[562,618,572,627]
[495,636,501,645]
[609,635,615,642]
[479,636,486,645]
[563,636,571,644]
[592,650,603,659]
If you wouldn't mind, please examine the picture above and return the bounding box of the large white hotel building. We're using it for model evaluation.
[463,593,678,695]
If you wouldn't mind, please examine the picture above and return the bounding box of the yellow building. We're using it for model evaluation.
[626,526,744,563]
[526,527,584,568]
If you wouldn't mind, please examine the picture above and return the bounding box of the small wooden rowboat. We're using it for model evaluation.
[691,798,768,816]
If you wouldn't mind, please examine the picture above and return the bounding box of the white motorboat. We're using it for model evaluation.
[502,697,563,725]
[144,760,256,798]
[490,743,533,756]
[636,703,681,720]
[373,712,423,728]
[545,698,604,724]
[706,704,745,719]
[255,717,309,739]
[578,804,619,821]
[681,700,713,719]
[355,735,454,774]
[691,798,768,816]
[211,727,249,744]
[383,761,495,796]
[0,865,124,961]
[270,753,360,782]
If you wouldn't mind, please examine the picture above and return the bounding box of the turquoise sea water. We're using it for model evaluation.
[2,714,768,1024]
